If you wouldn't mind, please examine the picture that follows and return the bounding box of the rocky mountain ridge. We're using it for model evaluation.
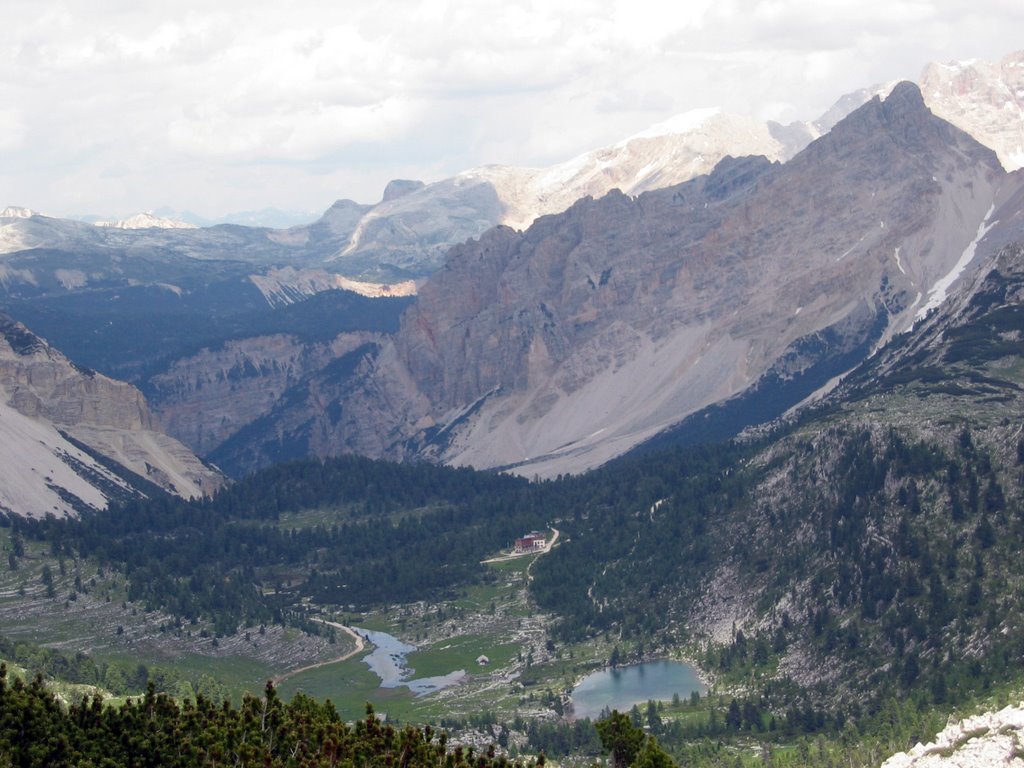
[271,49,1024,281]
[0,314,221,517]
[212,83,1024,478]
[324,109,817,278]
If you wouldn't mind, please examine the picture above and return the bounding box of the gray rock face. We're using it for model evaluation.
[218,83,1022,478]
[0,314,222,516]
[881,702,1024,767]
[147,331,386,455]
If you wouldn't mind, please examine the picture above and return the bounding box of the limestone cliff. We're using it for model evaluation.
[147,331,387,456]
[0,314,221,516]
[881,703,1024,767]
[921,50,1024,172]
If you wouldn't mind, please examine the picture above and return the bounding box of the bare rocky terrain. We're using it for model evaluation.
[148,331,385,455]
[216,83,1024,478]
[881,703,1024,767]
[0,314,221,516]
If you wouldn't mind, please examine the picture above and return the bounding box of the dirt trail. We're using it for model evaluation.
[526,529,559,582]
[272,620,366,685]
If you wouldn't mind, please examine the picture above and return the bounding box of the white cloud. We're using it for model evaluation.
[168,96,421,159]
[0,0,1021,218]
[0,110,26,150]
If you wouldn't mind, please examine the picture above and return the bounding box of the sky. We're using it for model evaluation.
[1,0,1022,222]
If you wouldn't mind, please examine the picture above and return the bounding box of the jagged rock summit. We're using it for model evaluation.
[214,83,1024,478]
[0,314,222,517]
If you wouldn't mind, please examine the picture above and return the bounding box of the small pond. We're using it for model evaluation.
[570,660,705,720]
[356,628,466,696]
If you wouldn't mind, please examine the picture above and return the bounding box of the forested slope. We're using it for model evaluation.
[530,242,1024,712]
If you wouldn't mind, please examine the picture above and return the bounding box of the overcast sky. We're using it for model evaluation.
[2,0,1022,221]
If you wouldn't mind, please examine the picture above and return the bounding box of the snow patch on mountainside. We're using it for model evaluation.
[881,703,1024,767]
[615,107,722,146]
[249,267,417,307]
[916,204,997,320]
[477,109,802,232]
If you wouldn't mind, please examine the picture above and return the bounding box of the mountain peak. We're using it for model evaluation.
[94,212,196,230]
[1,206,39,219]
[878,81,937,143]
[810,78,999,169]
[883,80,928,112]
[615,107,721,147]
[382,179,426,203]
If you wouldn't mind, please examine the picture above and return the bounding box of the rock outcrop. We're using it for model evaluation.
[881,703,1024,767]
[0,314,221,516]
[147,331,387,455]
[921,50,1024,172]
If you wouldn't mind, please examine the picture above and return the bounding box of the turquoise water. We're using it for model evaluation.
[570,660,705,720]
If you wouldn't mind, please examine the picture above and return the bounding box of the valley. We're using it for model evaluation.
[2,47,1024,768]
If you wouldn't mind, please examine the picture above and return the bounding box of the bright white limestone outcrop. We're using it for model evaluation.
[249,266,417,307]
[0,206,37,218]
[881,703,1024,767]
[94,212,196,229]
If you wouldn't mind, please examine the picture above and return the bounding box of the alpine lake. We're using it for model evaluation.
[569,660,706,720]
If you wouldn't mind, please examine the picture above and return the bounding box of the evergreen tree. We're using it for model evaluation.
[596,711,646,768]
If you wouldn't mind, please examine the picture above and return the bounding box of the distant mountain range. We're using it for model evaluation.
[71,207,323,230]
